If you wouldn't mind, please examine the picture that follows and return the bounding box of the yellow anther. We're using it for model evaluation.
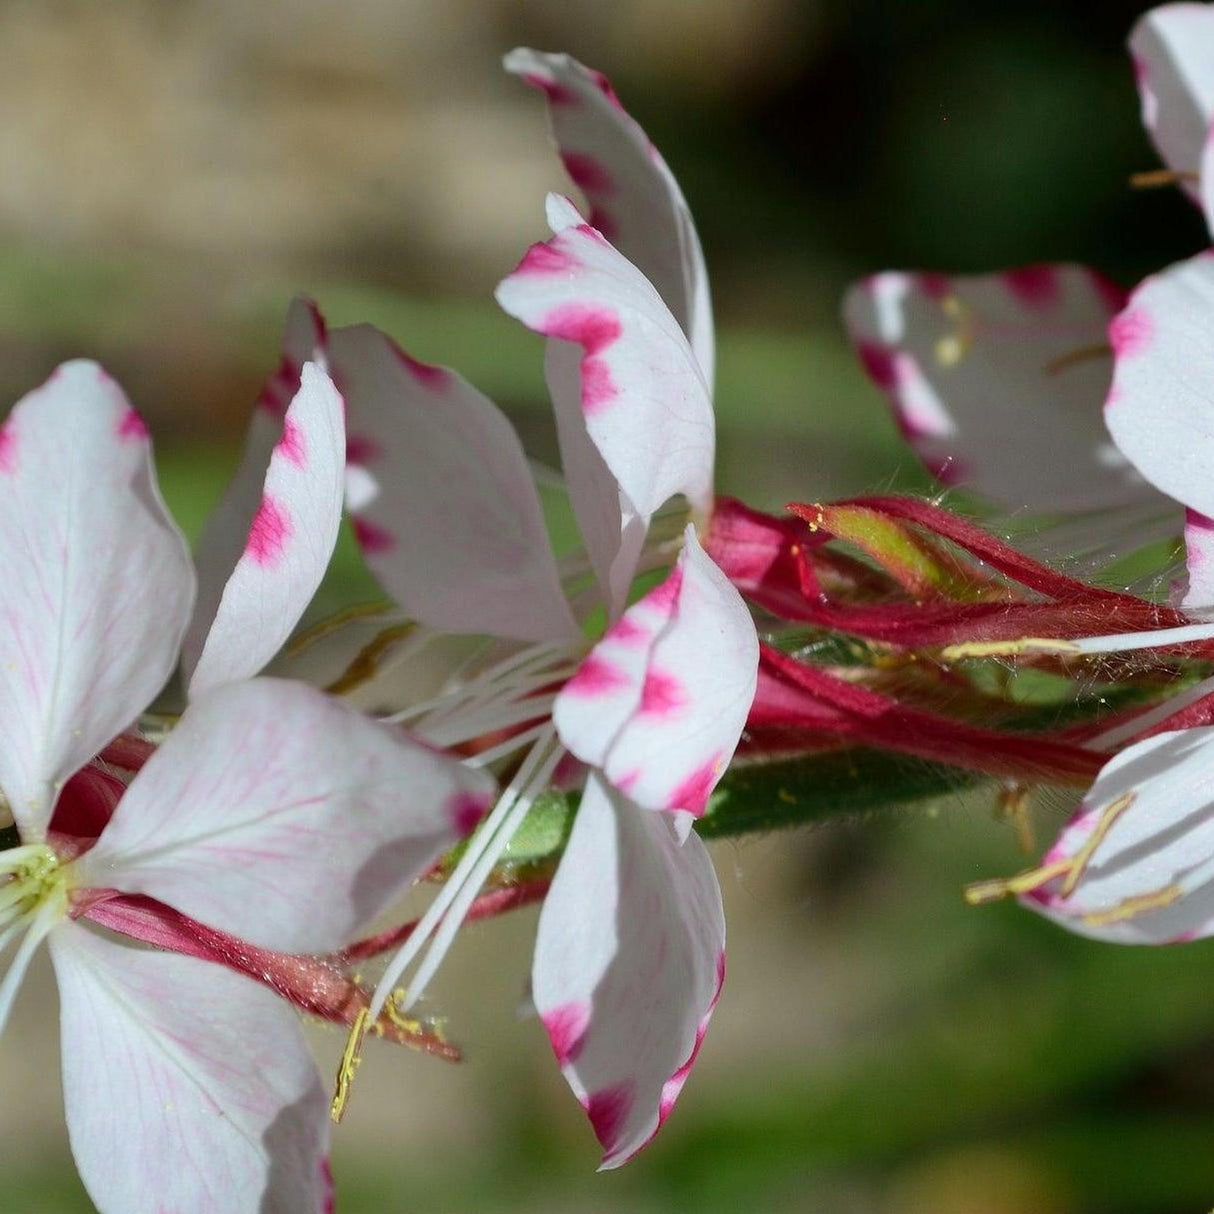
[996,784,1035,855]
[1059,791,1135,897]
[1081,883,1181,927]
[1129,168,1198,189]
[330,1007,371,1124]
[939,637,1082,661]
[964,857,1072,906]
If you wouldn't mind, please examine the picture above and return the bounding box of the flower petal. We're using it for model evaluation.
[0,362,194,841]
[49,922,329,1214]
[505,48,713,386]
[184,362,345,696]
[1130,4,1214,202]
[532,774,725,1169]
[843,266,1157,515]
[496,196,715,524]
[332,323,578,644]
[76,678,495,954]
[1022,726,1214,944]
[184,300,327,692]
[1105,251,1214,520]
[554,527,758,816]
[1180,508,1214,613]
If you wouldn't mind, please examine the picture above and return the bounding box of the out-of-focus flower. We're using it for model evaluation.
[331,51,757,1168]
[0,362,493,1213]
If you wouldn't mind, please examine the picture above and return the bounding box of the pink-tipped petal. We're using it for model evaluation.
[506,48,713,387]
[843,267,1160,517]
[1022,725,1214,944]
[1129,4,1214,203]
[330,323,578,645]
[497,198,715,525]
[76,678,495,954]
[0,361,194,842]
[50,922,329,1214]
[554,527,757,816]
[533,775,725,1169]
[1105,251,1214,521]
[185,363,345,696]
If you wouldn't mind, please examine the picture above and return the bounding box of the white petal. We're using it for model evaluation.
[332,323,578,644]
[0,362,194,841]
[1130,4,1214,201]
[185,363,345,696]
[843,266,1159,516]
[76,678,495,954]
[496,197,715,523]
[1022,726,1214,944]
[184,299,328,690]
[1105,251,1214,520]
[554,527,758,816]
[50,922,329,1214]
[505,48,714,386]
[533,774,725,1168]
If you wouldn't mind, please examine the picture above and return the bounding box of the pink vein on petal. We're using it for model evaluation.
[1110,307,1153,359]
[560,151,614,193]
[352,516,396,555]
[519,72,576,106]
[564,655,629,698]
[585,1080,635,1153]
[542,1000,590,1067]
[116,408,149,441]
[640,668,686,718]
[275,416,307,467]
[0,424,16,473]
[1003,266,1060,309]
[666,755,723,816]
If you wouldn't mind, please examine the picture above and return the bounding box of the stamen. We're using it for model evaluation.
[1059,792,1135,897]
[934,295,974,367]
[939,638,1082,661]
[1044,343,1111,375]
[285,601,396,658]
[1129,168,1198,189]
[324,623,423,696]
[964,858,1072,905]
[368,728,565,1021]
[330,1006,370,1123]
[1081,883,1181,926]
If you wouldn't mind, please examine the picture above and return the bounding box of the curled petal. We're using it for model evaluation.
[506,48,713,386]
[50,922,329,1214]
[843,266,1157,517]
[554,527,758,816]
[76,678,496,954]
[496,195,715,525]
[1021,726,1214,944]
[533,775,725,1168]
[0,362,194,841]
[1180,508,1214,614]
[1130,4,1214,203]
[184,363,346,696]
[1105,251,1214,521]
[332,323,578,644]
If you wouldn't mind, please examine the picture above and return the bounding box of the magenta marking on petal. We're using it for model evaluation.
[586,67,626,112]
[320,1158,335,1214]
[1109,307,1153,359]
[345,433,383,466]
[1002,265,1060,309]
[604,615,650,647]
[1087,269,1128,315]
[581,357,618,413]
[516,241,575,276]
[564,655,629,698]
[0,423,16,473]
[257,355,300,417]
[395,349,451,390]
[275,416,307,467]
[352,516,396,555]
[643,565,684,615]
[666,755,723,816]
[116,407,149,441]
[542,1000,591,1066]
[640,668,687,718]
[856,340,899,391]
[520,72,577,105]
[245,493,292,566]
[448,791,491,837]
[586,1081,635,1152]
[560,150,614,193]
[655,951,726,1129]
[615,769,641,793]
[587,205,619,241]
[1186,509,1214,567]
[542,303,621,354]
[919,272,951,300]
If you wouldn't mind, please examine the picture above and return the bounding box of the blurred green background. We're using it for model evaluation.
[3,1,1213,1211]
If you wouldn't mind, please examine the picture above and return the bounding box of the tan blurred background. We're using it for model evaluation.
[1,2,1213,1212]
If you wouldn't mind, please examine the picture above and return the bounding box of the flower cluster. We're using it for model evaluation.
[12,10,1214,1212]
